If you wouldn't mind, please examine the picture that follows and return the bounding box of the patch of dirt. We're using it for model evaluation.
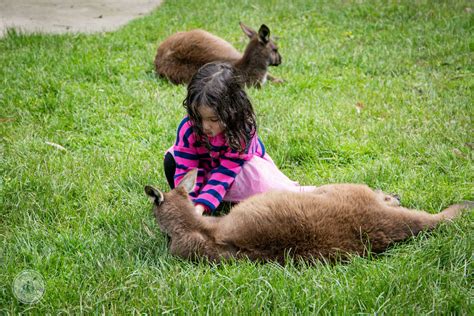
[0,0,163,37]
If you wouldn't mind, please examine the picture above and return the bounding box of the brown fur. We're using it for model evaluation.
[154,23,282,87]
[145,170,472,264]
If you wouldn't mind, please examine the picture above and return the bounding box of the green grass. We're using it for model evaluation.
[1,0,473,313]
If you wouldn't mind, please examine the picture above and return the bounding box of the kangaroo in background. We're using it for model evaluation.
[145,169,472,264]
[154,23,283,87]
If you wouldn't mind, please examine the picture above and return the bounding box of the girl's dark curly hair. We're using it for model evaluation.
[183,62,257,152]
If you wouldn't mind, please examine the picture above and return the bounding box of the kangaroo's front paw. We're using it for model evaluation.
[385,194,401,207]
[375,189,401,207]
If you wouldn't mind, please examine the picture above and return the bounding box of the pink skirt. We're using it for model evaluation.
[224,154,299,202]
[223,154,315,202]
[167,147,315,202]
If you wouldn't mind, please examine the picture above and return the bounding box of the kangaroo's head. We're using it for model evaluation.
[240,22,282,67]
[145,169,198,236]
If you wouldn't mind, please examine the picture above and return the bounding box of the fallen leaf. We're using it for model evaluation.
[452,148,466,159]
[45,141,67,151]
[355,102,365,114]
[142,221,156,238]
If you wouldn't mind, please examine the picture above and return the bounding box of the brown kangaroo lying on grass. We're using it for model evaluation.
[154,23,282,87]
[145,169,472,264]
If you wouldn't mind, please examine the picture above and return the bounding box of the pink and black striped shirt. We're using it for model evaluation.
[173,117,265,212]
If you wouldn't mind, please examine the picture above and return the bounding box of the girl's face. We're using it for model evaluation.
[198,105,224,137]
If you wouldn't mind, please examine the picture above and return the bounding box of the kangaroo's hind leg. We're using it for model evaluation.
[365,202,472,253]
[434,201,473,221]
[154,56,201,84]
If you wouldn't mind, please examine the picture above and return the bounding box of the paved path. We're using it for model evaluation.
[0,0,163,37]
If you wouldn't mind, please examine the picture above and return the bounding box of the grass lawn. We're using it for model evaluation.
[1,0,473,313]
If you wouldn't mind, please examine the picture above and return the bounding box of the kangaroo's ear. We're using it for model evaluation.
[240,22,256,38]
[178,169,198,193]
[145,185,164,205]
[258,24,270,43]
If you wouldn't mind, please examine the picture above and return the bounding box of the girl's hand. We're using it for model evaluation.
[195,204,205,215]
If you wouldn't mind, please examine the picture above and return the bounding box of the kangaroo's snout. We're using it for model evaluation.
[270,54,282,66]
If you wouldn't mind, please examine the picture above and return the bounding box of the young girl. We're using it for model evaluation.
[164,62,314,215]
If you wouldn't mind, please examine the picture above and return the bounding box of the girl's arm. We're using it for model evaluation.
[194,152,248,213]
[194,135,263,213]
